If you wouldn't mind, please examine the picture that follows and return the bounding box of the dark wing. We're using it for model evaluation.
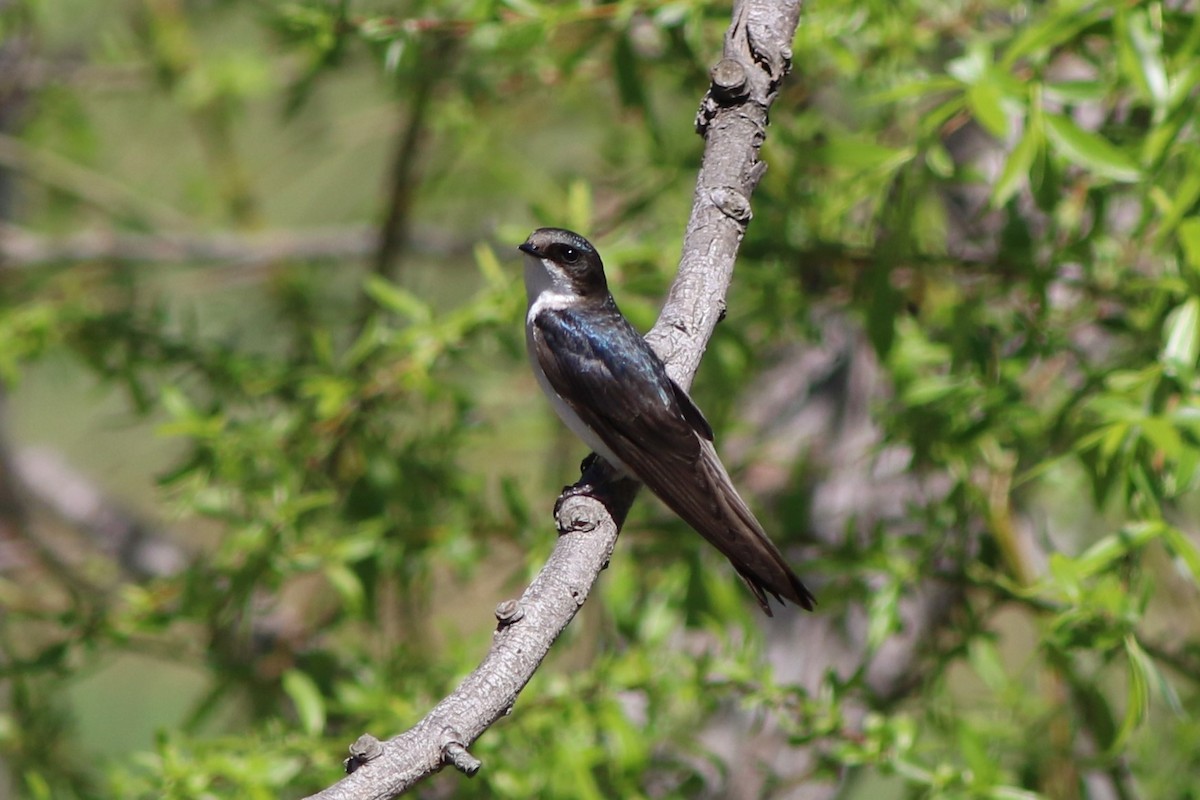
[670,378,714,441]
[531,305,814,613]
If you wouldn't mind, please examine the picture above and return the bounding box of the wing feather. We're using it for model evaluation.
[532,305,814,612]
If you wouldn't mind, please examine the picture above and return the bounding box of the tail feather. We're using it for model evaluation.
[689,440,815,614]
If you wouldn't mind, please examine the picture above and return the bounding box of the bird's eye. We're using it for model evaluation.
[558,246,580,264]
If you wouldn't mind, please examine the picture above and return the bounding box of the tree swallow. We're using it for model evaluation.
[519,227,815,615]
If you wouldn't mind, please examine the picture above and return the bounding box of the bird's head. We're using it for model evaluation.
[519,227,608,302]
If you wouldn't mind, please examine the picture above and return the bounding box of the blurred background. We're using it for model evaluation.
[1,0,1199,798]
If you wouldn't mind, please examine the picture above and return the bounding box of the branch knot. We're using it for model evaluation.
[343,734,383,775]
[494,598,525,626]
[441,730,481,776]
[710,186,753,223]
[710,58,750,103]
[554,491,601,534]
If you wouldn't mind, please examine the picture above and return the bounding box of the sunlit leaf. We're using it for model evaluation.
[1043,80,1108,104]
[1161,297,1200,379]
[947,45,989,83]
[967,638,1008,692]
[1158,161,1200,244]
[1074,524,1156,576]
[811,139,916,173]
[566,179,594,236]
[282,670,326,736]
[1043,114,1140,182]
[988,788,1046,800]
[1117,9,1168,109]
[1161,525,1200,584]
[967,79,1009,139]
[474,242,505,287]
[1140,418,1185,466]
[992,114,1041,207]
[1000,4,1107,67]
[324,563,365,615]
[1111,637,1152,752]
[866,583,901,652]
[363,276,433,323]
[1178,218,1200,276]
[865,76,959,103]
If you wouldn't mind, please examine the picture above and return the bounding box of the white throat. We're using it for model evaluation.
[523,253,574,321]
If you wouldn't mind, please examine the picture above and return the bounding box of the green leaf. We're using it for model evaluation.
[967,638,1008,692]
[988,788,1045,800]
[1167,60,1200,113]
[866,262,903,357]
[947,44,989,83]
[865,76,959,104]
[1161,297,1200,379]
[967,79,1009,139]
[1117,9,1168,109]
[1161,524,1200,584]
[1177,218,1200,276]
[566,179,594,235]
[611,34,661,148]
[1140,416,1185,462]
[1043,114,1140,182]
[1113,636,1172,754]
[1000,3,1107,68]
[1158,157,1200,243]
[992,116,1041,207]
[282,670,326,736]
[1073,522,1162,577]
[866,582,901,652]
[1044,80,1108,104]
[812,139,916,173]
[924,143,954,178]
[902,375,963,406]
[324,563,365,615]
[499,475,530,527]
[1141,104,1192,169]
[23,773,52,800]
[474,242,505,287]
[363,276,433,323]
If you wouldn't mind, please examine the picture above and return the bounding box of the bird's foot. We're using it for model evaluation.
[553,454,639,533]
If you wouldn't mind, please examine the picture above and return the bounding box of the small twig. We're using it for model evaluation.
[441,733,480,777]
[368,33,458,294]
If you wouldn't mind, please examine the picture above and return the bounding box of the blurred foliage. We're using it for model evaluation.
[1,0,1199,799]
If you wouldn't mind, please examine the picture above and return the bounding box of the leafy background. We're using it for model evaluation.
[1,0,1199,798]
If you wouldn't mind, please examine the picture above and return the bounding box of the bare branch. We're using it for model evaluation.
[14,446,187,580]
[0,134,193,231]
[647,0,802,388]
[302,1,803,797]
[0,223,377,269]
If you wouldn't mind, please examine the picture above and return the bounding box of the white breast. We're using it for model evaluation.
[522,253,631,475]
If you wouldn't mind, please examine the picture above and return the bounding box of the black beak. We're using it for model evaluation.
[518,242,540,256]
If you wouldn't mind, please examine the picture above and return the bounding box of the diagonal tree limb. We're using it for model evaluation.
[302,2,803,797]
[12,446,188,580]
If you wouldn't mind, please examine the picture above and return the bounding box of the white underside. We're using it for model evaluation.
[523,252,631,474]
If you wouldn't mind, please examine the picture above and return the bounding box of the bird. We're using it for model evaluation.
[519,227,815,615]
